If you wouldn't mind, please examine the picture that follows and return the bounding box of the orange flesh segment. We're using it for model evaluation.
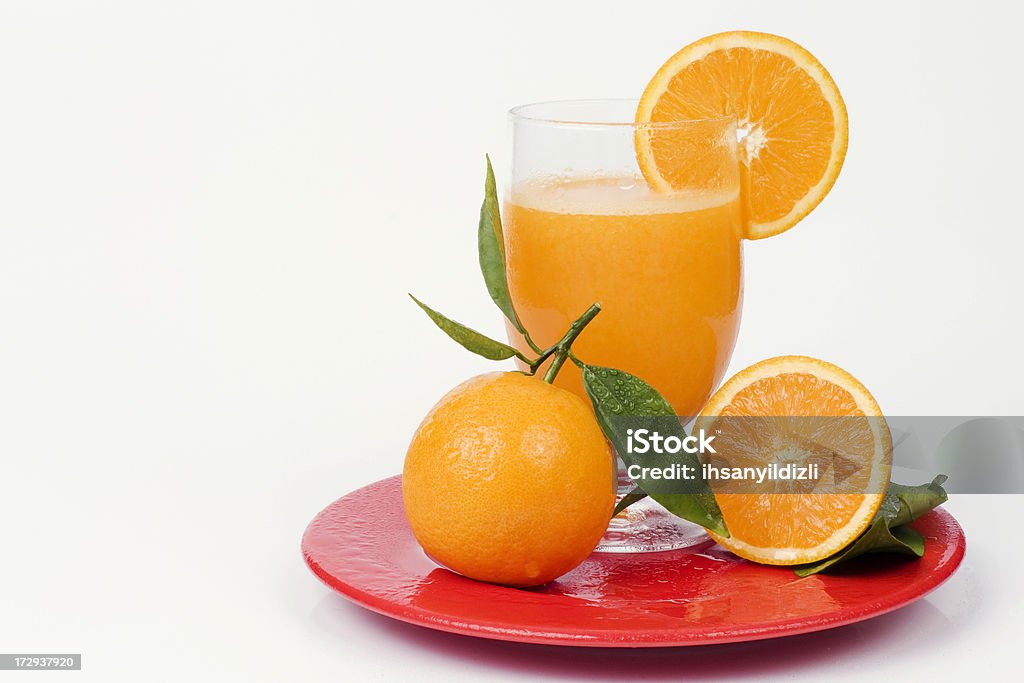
[696,356,891,565]
[637,32,847,239]
[714,374,870,549]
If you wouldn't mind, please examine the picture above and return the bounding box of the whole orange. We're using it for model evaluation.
[402,371,615,587]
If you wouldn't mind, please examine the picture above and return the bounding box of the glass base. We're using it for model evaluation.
[596,494,710,553]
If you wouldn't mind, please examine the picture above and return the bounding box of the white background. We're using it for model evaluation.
[0,0,1020,680]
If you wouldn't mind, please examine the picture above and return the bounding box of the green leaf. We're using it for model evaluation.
[794,475,948,577]
[612,487,648,517]
[409,294,524,361]
[883,475,949,526]
[580,364,728,537]
[478,155,524,333]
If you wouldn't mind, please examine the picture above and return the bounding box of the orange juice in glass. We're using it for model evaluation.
[504,100,743,552]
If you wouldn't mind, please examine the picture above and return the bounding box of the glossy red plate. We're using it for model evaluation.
[302,476,965,647]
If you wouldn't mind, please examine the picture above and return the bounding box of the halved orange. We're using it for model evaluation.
[694,356,891,565]
[636,31,848,239]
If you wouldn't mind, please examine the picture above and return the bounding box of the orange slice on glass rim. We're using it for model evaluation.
[636,31,848,239]
[694,356,892,565]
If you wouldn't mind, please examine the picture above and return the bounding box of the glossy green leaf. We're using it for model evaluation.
[794,475,948,577]
[410,294,524,361]
[580,363,728,536]
[478,156,524,333]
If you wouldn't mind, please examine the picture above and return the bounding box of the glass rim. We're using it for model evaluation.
[508,98,736,129]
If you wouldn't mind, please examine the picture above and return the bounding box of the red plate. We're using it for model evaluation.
[302,476,965,647]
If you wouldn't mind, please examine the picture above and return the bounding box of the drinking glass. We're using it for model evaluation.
[504,99,743,552]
